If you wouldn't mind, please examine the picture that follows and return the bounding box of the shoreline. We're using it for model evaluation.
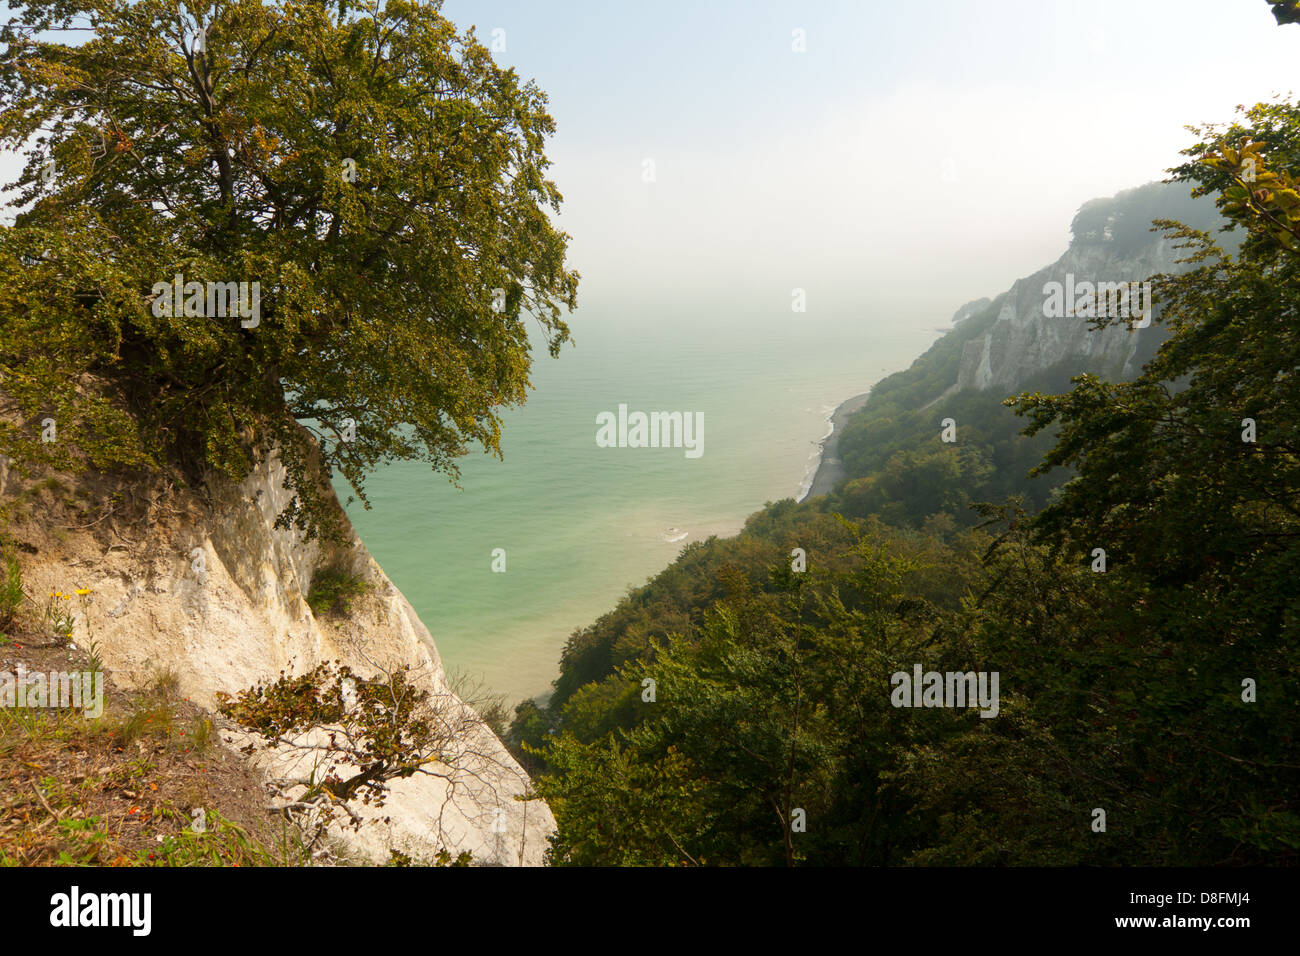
[798,391,871,502]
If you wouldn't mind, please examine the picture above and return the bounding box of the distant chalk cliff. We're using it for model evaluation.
[947,181,1226,396]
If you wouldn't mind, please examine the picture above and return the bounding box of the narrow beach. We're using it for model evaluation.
[800,391,871,501]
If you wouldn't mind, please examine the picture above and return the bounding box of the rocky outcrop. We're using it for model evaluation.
[953,236,1181,394]
[943,179,1233,396]
[5,445,554,866]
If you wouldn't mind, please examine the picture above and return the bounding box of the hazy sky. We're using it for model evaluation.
[3,1,1297,330]
[438,0,1300,327]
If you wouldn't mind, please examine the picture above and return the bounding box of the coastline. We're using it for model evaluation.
[799,391,871,502]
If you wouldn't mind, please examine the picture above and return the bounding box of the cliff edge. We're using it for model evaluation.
[0,442,553,866]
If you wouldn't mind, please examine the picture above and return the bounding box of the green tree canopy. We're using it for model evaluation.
[0,0,578,536]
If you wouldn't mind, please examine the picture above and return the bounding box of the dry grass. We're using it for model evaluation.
[0,644,312,866]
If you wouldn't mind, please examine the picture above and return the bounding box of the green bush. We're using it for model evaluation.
[307,566,372,617]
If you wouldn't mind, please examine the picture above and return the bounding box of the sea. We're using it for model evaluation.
[336,308,939,706]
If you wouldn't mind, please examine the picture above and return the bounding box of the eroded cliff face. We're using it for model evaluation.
[953,236,1184,394]
[2,446,553,866]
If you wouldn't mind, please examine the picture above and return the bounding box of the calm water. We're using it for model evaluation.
[337,308,937,705]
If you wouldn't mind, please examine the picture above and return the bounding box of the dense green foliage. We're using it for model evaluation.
[515,90,1299,866]
[829,360,1063,526]
[1070,181,1222,252]
[0,0,577,538]
[306,564,373,616]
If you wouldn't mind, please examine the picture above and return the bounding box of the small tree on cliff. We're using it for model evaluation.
[0,0,578,538]
[218,661,527,860]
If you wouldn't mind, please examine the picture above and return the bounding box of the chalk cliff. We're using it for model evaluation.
[953,238,1180,393]
[949,181,1226,395]
[1,443,553,866]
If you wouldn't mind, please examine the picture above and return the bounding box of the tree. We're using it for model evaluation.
[533,528,955,866]
[218,660,530,859]
[1069,196,1115,245]
[1006,97,1300,862]
[0,0,578,537]
[1269,1,1300,26]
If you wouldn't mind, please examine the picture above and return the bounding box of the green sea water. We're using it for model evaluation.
[337,309,939,706]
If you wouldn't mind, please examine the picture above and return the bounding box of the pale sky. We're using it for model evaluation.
[439,0,1300,326]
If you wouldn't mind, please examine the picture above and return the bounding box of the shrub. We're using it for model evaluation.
[307,566,372,617]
